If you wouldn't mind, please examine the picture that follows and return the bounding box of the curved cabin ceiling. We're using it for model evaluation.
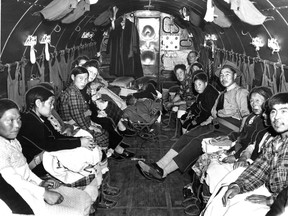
[1,0,288,69]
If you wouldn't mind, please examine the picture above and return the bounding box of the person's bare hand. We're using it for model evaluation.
[215,136,229,141]
[233,159,248,169]
[222,155,236,163]
[80,137,95,149]
[44,189,64,205]
[41,179,61,189]
[245,195,271,206]
[222,185,240,207]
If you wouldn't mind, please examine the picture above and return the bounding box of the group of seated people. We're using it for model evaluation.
[138,56,288,216]
[0,55,163,215]
[2,50,288,216]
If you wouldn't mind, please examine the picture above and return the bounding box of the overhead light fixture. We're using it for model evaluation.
[251,36,264,51]
[268,38,280,54]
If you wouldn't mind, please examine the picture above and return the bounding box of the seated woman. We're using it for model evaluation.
[180,71,219,134]
[18,86,118,210]
[164,64,194,115]
[200,87,272,194]
[83,60,134,137]
[72,56,109,87]
[18,86,95,177]
[82,59,127,110]
[0,98,92,216]
[37,82,75,136]
[58,66,134,159]
[88,82,134,136]
[189,62,203,77]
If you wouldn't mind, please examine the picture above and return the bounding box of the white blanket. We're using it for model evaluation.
[43,147,102,184]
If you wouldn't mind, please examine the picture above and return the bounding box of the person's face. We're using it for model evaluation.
[0,108,21,140]
[175,68,185,82]
[249,93,266,115]
[270,103,288,136]
[219,68,237,88]
[194,80,207,94]
[187,53,197,65]
[87,66,99,82]
[192,65,200,72]
[36,96,55,117]
[72,73,88,90]
[78,59,87,67]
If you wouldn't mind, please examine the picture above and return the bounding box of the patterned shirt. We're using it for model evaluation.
[179,78,193,101]
[235,135,288,199]
[58,84,91,130]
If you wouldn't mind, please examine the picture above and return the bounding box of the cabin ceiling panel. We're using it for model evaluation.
[1,0,288,65]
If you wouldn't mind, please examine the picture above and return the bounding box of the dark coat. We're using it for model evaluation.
[182,84,219,129]
[17,111,81,176]
[108,18,143,78]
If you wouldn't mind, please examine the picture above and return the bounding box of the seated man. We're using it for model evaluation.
[123,94,162,123]
[138,61,250,182]
[204,92,288,216]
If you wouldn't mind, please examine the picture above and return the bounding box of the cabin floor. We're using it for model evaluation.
[95,114,192,216]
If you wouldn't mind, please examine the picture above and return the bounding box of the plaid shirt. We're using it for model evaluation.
[58,84,91,131]
[235,135,288,198]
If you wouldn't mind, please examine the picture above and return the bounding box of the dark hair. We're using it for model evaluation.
[71,55,89,68]
[82,59,100,70]
[193,72,208,83]
[267,92,288,114]
[262,99,271,125]
[249,86,273,101]
[25,86,54,112]
[37,82,54,93]
[191,62,203,69]
[71,66,89,77]
[0,99,19,119]
[126,94,135,105]
[174,64,186,73]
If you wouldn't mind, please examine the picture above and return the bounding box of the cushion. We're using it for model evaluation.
[110,76,135,88]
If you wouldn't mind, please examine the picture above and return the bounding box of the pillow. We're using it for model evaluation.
[110,76,135,88]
